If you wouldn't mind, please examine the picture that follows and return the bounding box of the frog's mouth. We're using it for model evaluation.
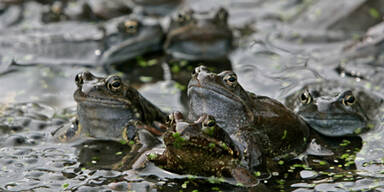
[74,89,130,108]
[300,113,367,137]
[187,83,244,105]
[187,85,254,126]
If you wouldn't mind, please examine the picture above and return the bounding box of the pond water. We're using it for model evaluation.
[1,0,384,191]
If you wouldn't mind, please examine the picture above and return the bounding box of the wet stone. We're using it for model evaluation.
[5,135,26,146]
[51,118,68,126]
[25,170,45,178]
[292,183,316,188]
[2,159,15,165]
[62,169,77,179]
[29,132,45,140]
[314,183,346,192]
[77,186,104,192]
[293,188,314,192]
[13,162,24,168]
[300,170,319,179]
[92,170,121,178]
[108,181,129,191]
[49,174,67,181]
[24,158,38,165]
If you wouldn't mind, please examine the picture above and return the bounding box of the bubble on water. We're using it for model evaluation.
[94,49,101,56]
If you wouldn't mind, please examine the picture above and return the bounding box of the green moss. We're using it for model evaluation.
[208,176,224,184]
[220,142,228,150]
[139,76,153,83]
[172,132,185,148]
[174,82,186,91]
[119,139,127,145]
[203,126,215,136]
[369,8,380,19]
[281,130,287,140]
[254,171,261,177]
[147,153,157,160]
[62,183,69,188]
[339,139,351,147]
[318,161,327,165]
[137,56,157,67]
[181,181,189,189]
[171,65,180,73]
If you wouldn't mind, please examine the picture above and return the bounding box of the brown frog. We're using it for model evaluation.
[164,7,233,61]
[187,66,310,170]
[54,71,168,142]
[152,112,266,186]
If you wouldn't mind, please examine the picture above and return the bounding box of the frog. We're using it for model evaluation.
[54,71,168,142]
[164,7,233,61]
[132,0,182,17]
[41,0,132,23]
[0,15,164,67]
[152,112,265,186]
[187,66,310,170]
[284,80,382,137]
[0,1,24,29]
[333,21,384,83]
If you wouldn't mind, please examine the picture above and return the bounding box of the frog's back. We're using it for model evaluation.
[250,94,310,159]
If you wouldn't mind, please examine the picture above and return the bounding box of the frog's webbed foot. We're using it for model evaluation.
[230,167,259,187]
[152,121,168,136]
[230,167,272,191]
[123,120,161,149]
[51,118,82,142]
[112,122,161,171]
[124,119,167,137]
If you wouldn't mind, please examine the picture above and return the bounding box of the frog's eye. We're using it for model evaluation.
[342,94,356,106]
[205,120,216,127]
[176,11,192,23]
[223,73,238,87]
[202,118,216,136]
[300,90,312,104]
[107,76,122,93]
[118,20,139,34]
[75,73,83,87]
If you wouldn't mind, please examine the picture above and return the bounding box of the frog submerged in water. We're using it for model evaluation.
[187,66,310,170]
[41,0,132,23]
[152,112,240,176]
[54,71,168,142]
[152,112,270,187]
[284,80,381,137]
[132,0,182,17]
[0,15,163,67]
[164,7,233,61]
